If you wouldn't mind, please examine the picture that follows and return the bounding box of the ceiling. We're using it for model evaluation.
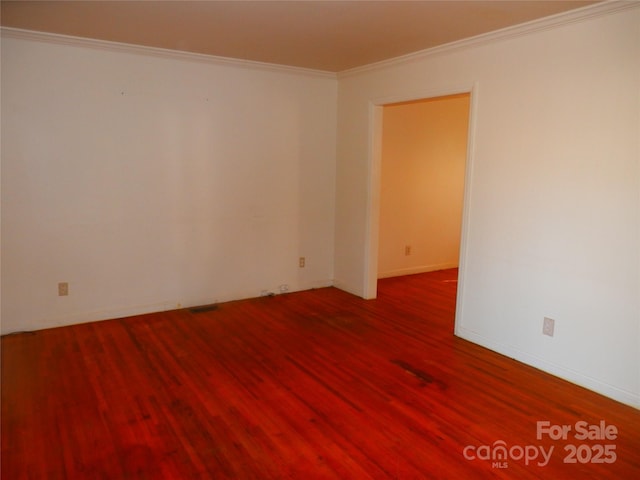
[1,1,600,72]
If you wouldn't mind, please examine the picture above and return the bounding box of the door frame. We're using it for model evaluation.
[363,83,479,330]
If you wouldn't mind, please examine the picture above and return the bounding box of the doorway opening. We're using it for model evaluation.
[378,93,469,280]
[364,87,476,331]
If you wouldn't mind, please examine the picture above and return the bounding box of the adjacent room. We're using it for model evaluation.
[377,94,470,280]
[2,1,639,478]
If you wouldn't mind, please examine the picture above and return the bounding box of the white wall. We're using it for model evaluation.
[2,3,639,409]
[378,95,469,278]
[1,33,337,333]
[334,5,640,407]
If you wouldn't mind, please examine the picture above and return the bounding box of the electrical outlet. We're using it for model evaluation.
[405,245,412,256]
[543,317,555,337]
[279,284,289,293]
[58,282,69,296]
[299,257,306,268]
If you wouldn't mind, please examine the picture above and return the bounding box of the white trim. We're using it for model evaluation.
[363,102,384,299]
[1,300,179,335]
[339,0,640,78]
[0,278,335,335]
[0,27,336,79]
[368,83,478,112]
[3,1,635,79]
[378,263,459,279]
[456,327,640,409]
[454,82,481,346]
[365,83,478,302]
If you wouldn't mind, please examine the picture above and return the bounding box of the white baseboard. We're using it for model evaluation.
[378,262,458,279]
[1,279,338,335]
[2,300,180,334]
[455,326,640,410]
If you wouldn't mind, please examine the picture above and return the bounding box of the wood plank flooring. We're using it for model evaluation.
[2,269,639,478]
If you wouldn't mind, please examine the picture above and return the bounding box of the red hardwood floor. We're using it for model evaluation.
[2,269,639,478]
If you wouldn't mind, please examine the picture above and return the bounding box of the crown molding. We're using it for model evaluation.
[0,27,337,80]
[339,0,639,79]
[2,1,636,80]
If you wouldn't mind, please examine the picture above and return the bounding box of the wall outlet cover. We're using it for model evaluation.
[543,317,555,337]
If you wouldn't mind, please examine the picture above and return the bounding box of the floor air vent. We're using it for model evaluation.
[188,304,219,314]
